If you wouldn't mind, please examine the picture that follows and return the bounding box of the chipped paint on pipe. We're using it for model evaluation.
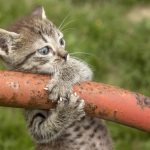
[0,71,150,132]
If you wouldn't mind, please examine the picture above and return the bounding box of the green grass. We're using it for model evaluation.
[0,0,150,149]
[0,108,34,150]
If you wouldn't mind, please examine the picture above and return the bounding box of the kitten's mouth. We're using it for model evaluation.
[53,58,67,64]
[53,59,61,62]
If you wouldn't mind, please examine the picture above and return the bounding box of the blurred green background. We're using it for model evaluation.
[0,0,150,149]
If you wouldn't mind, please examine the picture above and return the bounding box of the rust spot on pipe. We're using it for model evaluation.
[136,93,150,108]
[85,103,97,116]
[7,81,20,90]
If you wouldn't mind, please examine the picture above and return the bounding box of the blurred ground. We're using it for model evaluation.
[0,0,150,149]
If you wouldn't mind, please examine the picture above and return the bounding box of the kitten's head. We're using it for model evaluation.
[0,6,68,74]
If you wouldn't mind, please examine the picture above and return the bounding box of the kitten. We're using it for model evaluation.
[0,6,112,150]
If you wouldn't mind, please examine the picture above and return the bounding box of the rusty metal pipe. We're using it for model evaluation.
[0,71,150,132]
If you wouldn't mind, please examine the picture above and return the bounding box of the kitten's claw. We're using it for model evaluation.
[59,97,63,102]
[44,87,49,91]
[74,92,77,96]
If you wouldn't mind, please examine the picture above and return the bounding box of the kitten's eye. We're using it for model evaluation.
[59,38,65,46]
[37,46,50,55]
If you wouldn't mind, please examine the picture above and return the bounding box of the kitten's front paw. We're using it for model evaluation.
[57,93,85,121]
[45,79,71,102]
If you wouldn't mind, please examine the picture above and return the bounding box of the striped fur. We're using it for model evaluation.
[0,6,113,150]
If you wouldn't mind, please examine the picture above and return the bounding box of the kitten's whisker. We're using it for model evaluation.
[70,52,96,58]
[59,14,71,30]
[62,28,76,33]
[61,20,75,31]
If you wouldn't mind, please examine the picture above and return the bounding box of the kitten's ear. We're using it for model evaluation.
[0,28,19,57]
[31,6,47,19]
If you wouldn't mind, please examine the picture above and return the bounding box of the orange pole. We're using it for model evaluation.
[0,71,150,132]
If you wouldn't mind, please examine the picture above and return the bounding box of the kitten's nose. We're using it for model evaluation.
[58,50,68,61]
[63,52,68,61]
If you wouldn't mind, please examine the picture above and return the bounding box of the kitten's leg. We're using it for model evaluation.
[25,93,85,143]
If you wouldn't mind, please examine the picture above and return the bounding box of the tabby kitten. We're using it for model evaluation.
[0,6,112,150]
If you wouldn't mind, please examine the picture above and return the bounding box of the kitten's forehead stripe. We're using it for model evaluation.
[39,32,48,43]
